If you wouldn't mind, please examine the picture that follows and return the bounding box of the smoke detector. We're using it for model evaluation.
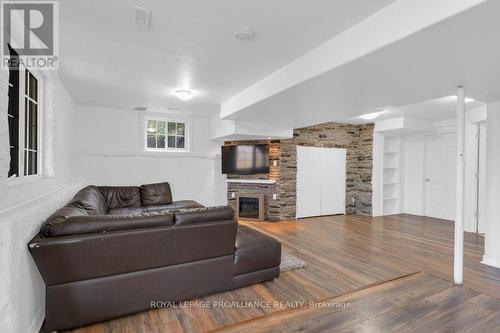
[133,6,151,31]
[234,28,255,41]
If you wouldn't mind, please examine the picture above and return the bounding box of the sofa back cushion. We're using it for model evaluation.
[98,186,141,209]
[140,182,173,206]
[70,186,108,215]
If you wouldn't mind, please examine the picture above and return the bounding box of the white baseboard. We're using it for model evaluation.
[481,255,500,269]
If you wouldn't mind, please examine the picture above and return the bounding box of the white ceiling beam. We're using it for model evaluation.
[221,0,487,119]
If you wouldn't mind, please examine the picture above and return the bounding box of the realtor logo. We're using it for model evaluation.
[1,1,59,70]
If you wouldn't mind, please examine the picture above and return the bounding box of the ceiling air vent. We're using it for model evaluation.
[133,6,151,31]
[133,106,148,111]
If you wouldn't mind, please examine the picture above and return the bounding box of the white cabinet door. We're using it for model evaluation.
[425,133,457,221]
[320,148,346,215]
[296,146,346,218]
[296,146,321,218]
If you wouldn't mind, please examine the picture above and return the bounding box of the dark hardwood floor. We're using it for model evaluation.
[66,214,500,333]
[217,272,500,333]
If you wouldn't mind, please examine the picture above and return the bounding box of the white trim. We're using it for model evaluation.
[142,115,191,152]
[481,255,500,269]
[8,62,43,179]
[227,179,276,184]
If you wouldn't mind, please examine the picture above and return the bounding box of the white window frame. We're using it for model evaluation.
[7,64,43,181]
[143,116,190,152]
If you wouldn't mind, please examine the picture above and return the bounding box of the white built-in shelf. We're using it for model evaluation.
[384,151,399,154]
[383,182,399,185]
[383,197,398,201]
[383,166,399,169]
[227,179,276,184]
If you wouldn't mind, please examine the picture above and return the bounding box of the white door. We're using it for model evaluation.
[425,133,457,220]
[296,146,346,218]
[477,123,487,233]
[320,148,346,215]
[296,147,322,218]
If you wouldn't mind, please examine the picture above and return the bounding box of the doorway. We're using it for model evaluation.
[424,133,457,220]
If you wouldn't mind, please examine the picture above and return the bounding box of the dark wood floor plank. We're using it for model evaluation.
[65,214,500,333]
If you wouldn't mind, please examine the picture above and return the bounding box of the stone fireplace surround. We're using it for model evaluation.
[225,122,374,220]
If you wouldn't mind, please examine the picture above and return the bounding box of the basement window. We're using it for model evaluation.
[7,46,42,179]
[145,119,188,151]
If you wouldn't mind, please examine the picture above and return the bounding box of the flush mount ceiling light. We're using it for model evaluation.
[234,27,255,41]
[174,89,195,101]
[359,111,383,120]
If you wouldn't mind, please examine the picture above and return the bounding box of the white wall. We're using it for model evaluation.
[0,69,80,333]
[75,105,227,206]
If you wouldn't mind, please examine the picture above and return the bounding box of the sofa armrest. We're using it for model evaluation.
[47,212,174,237]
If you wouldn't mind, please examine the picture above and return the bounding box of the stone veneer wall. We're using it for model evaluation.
[278,123,374,219]
[225,123,374,220]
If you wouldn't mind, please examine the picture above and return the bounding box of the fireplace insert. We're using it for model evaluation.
[236,194,265,221]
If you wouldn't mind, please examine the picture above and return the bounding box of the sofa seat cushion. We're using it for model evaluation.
[107,207,145,215]
[140,182,173,206]
[233,225,281,276]
[98,186,141,209]
[70,186,108,215]
[107,200,203,216]
[175,206,234,226]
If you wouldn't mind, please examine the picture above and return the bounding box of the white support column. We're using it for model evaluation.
[454,86,466,285]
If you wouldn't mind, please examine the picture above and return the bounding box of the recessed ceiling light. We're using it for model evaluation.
[234,28,255,41]
[359,111,383,120]
[174,89,195,101]
[447,95,475,103]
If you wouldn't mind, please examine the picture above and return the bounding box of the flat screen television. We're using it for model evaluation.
[222,144,269,174]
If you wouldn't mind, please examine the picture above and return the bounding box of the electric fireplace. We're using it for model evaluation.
[236,194,265,221]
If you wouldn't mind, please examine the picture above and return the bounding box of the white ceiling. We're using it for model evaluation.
[58,0,395,114]
[221,0,500,128]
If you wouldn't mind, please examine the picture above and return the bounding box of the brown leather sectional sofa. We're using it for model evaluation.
[28,182,281,332]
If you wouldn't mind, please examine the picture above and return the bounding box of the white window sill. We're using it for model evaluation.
[6,174,44,187]
[144,148,191,154]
